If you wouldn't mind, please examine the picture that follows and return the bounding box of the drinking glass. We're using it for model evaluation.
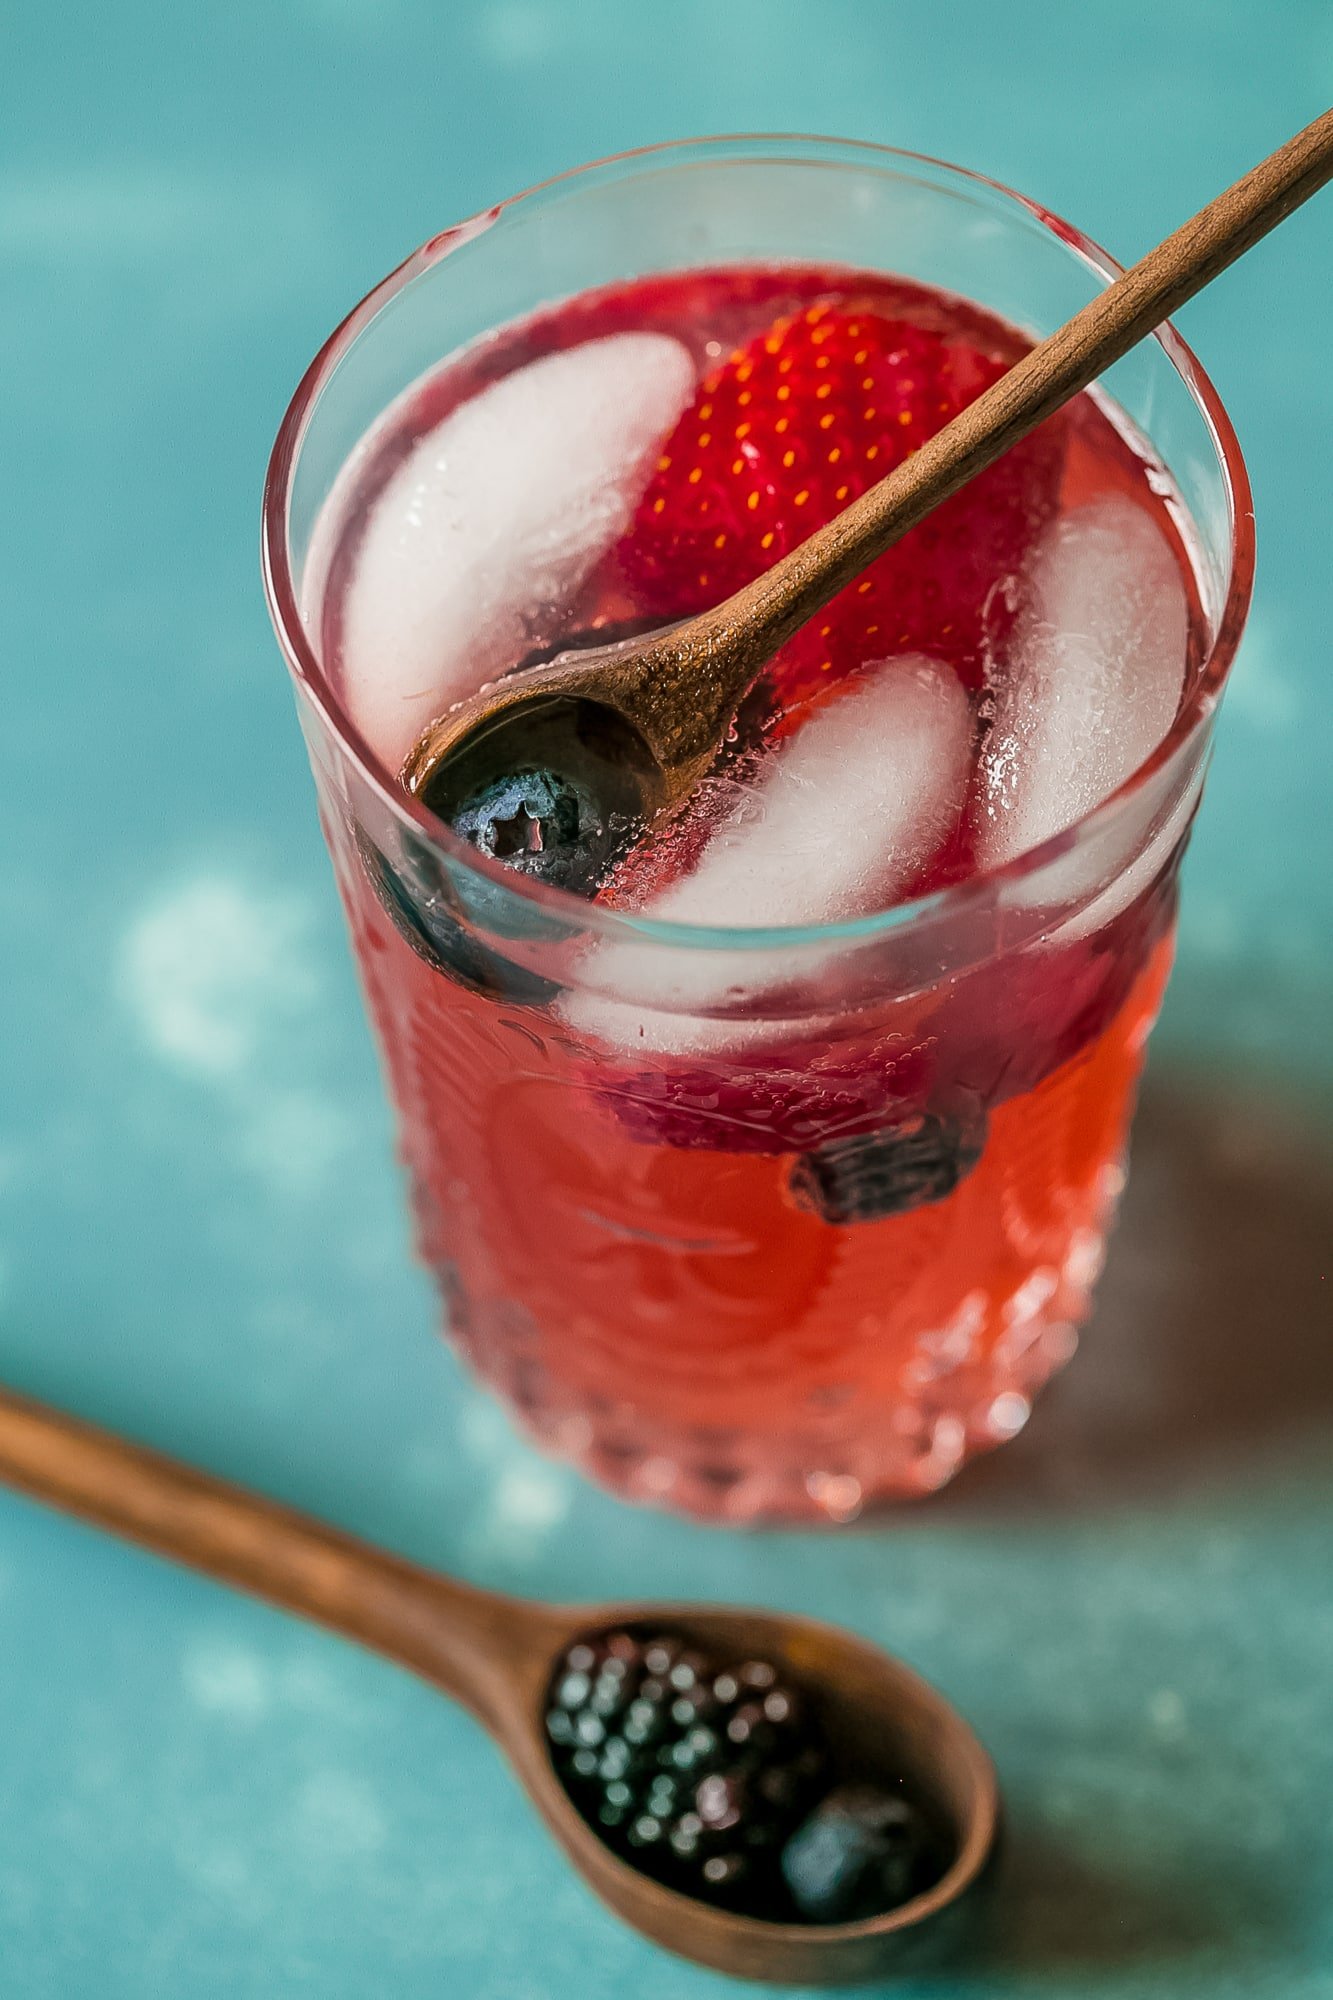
[263,137,1251,1523]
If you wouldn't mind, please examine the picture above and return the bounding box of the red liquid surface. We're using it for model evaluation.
[313,265,1204,1520]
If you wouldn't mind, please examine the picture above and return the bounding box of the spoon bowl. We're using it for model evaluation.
[494,1599,997,1985]
[408,671,667,897]
[401,620,719,830]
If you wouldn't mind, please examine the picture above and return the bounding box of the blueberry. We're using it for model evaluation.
[421,682,652,913]
[447,767,625,898]
[781,1784,931,1923]
[355,826,558,1005]
[789,1107,988,1225]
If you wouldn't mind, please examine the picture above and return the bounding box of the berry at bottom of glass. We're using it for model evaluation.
[267,145,1249,1523]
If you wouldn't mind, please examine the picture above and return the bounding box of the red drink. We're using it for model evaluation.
[266,144,1248,1522]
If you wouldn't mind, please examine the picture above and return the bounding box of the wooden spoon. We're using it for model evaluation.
[404,108,1333,833]
[0,1386,996,1984]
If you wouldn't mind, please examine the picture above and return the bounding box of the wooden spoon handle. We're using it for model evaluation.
[712,106,1333,670]
[0,1386,547,1726]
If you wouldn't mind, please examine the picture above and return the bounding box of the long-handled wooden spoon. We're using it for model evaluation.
[405,108,1333,833]
[0,1386,995,1984]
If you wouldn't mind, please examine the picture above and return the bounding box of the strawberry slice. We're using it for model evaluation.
[618,300,1068,703]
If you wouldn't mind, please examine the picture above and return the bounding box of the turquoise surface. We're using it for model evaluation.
[3,4,1331,1995]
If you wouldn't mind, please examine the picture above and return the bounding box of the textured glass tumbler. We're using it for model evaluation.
[263,139,1251,1524]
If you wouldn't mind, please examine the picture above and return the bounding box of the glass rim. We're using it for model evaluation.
[261,131,1254,955]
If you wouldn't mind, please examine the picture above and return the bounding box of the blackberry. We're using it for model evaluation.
[544,1632,828,1918]
[789,1106,988,1225]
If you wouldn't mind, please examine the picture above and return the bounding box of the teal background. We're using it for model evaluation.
[2,3,1331,1995]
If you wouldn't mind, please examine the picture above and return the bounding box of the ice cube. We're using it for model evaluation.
[559,657,973,1053]
[338,334,695,768]
[978,495,1190,867]
[1044,775,1199,945]
[644,658,971,929]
